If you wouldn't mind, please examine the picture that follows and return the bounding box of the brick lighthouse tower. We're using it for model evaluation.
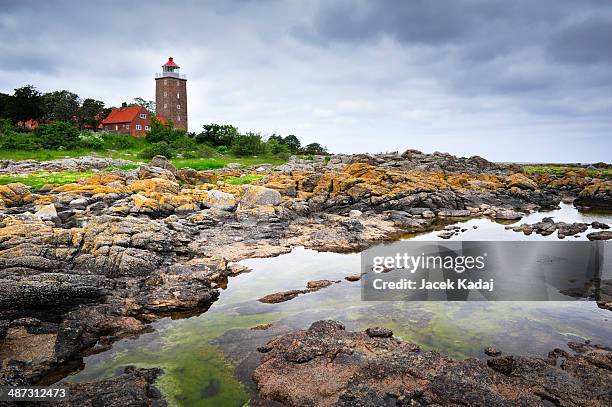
[155,57,187,130]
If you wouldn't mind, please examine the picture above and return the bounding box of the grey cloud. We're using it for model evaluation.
[547,16,612,65]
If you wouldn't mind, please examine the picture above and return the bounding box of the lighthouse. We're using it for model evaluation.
[155,57,188,131]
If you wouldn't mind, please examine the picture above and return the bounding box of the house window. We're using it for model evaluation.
[140,113,146,119]
[115,125,118,131]
[125,124,130,129]
[163,92,167,97]
[177,93,180,99]
[136,124,142,130]
[145,125,150,131]
[177,104,181,109]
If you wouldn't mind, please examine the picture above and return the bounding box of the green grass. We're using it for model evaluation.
[220,174,264,185]
[523,165,611,178]
[173,155,285,171]
[0,170,97,189]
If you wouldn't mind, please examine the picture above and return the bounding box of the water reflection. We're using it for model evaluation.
[63,204,612,406]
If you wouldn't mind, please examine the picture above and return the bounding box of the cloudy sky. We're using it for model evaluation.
[1,0,610,162]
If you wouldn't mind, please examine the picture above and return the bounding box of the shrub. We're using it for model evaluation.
[0,131,40,150]
[230,132,267,156]
[139,142,175,159]
[197,144,216,158]
[0,118,13,133]
[216,145,229,155]
[146,117,186,144]
[36,121,80,149]
[170,136,199,150]
[100,132,142,150]
[79,131,104,150]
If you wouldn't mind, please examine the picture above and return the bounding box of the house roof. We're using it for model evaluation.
[101,106,143,124]
[162,57,179,68]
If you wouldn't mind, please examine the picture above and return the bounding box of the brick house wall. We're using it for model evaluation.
[102,106,152,137]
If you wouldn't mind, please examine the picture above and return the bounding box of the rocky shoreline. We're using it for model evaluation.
[0,150,610,404]
[253,320,611,407]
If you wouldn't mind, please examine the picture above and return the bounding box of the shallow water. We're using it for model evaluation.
[63,204,612,406]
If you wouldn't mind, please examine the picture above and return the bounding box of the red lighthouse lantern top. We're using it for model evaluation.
[162,57,179,68]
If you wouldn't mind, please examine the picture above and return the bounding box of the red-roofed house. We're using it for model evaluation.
[101,103,153,137]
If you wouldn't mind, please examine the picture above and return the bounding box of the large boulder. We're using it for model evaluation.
[506,173,538,190]
[200,190,237,211]
[239,185,281,208]
[138,164,176,181]
[149,155,177,174]
[34,203,59,223]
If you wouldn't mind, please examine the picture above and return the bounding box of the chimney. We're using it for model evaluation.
[121,102,128,109]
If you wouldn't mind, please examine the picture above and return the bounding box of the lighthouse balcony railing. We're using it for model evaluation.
[156,72,187,80]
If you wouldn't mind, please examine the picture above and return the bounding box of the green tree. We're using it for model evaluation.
[283,134,301,153]
[267,138,289,155]
[78,98,106,130]
[195,124,239,146]
[131,97,155,113]
[0,93,12,120]
[302,142,327,154]
[268,134,284,143]
[42,90,80,123]
[10,85,44,124]
[36,121,80,149]
[230,132,267,156]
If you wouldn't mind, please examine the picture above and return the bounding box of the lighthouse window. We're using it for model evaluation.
[164,104,167,109]
[163,92,167,97]
[177,93,180,99]
[164,80,167,85]
[177,104,181,109]
[177,116,181,121]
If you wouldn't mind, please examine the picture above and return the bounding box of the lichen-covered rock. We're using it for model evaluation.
[506,173,539,190]
[0,183,34,206]
[239,185,282,208]
[575,181,612,210]
[200,189,237,211]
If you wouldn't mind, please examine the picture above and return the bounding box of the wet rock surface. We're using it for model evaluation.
[253,320,612,407]
[0,150,609,404]
[506,217,610,239]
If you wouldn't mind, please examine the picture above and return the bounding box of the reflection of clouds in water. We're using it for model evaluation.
[411,203,612,241]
